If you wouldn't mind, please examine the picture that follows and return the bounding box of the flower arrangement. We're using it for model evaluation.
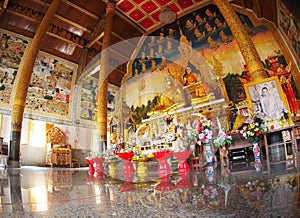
[264,108,292,130]
[195,184,221,207]
[85,152,103,160]
[213,132,232,148]
[193,115,217,145]
[238,115,264,144]
[280,108,289,121]
[243,177,270,201]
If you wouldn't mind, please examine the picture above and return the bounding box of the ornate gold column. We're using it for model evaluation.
[96,1,115,152]
[9,0,62,167]
[214,0,268,81]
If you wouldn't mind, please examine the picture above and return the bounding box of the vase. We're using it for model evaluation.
[254,159,262,172]
[118,152,135,182]
[153,150,173,181]
[85,159,95,177]
[92,157,104,178]
[173,150,192,175]
[205,165,215,183]
[153,150,174,191]
[203,144,214,165]
[252,142,261,160]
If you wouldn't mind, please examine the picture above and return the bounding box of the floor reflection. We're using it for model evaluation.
[0,160,299,217]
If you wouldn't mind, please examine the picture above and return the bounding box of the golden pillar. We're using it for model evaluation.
[214,0,268,81]
[97,1,115,152]
[9,0,62,167]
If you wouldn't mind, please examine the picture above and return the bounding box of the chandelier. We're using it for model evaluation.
[159,7,177,24]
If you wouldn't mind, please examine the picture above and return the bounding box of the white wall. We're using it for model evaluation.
[0,114,97,166]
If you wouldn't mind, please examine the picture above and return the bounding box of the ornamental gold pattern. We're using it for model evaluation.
[97,2,115,144]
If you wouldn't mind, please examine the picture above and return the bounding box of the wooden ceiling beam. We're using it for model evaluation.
[6,9,41,23]
[0,0,9,18]
[87,31,104,48]
[62,0,98,20]
[46,31,84,48]
[1,0,9,9]
[86,13,106,48]
[31,0,50,7]
[0,22,34,38]
[54,14,91,33]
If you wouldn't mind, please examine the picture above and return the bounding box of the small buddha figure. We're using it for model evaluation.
[205,23,216,33]
[139,51,147,64]
[219,30,231,45]
[148,36,155,47]
[160,56,167,69]
[185,19,196,31]
[215,18,225,29]
[157,32,164,44]
[194,28,205,41]
[207,36,219,50]
[141,62,146,73]
[195,14,206,25]
[205,9,216,18]
[164,40,173,53]
[156,44,163,57]
[134,68,139,76]
[183,66,199,86]
[151,60,156,71]
[148,47,154,60]
[167,28,175,39]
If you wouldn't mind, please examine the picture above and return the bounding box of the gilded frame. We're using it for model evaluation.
[244,76,290,120]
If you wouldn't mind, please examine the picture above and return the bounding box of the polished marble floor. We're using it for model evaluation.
[0,157,299,218]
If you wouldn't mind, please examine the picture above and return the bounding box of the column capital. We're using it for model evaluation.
[106,2,115,13]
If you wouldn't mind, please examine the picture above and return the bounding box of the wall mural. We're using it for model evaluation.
[78,77,117,123]
[25,52,77,120]
[0,30,29,107]
[279,1,300,60]
[128,4,293,110]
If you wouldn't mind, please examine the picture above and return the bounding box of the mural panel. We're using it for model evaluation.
[279,1,300,60]
[78,77,118,124]
[0,30,29,108]
[25,52,77,120]
[128,4,293,108]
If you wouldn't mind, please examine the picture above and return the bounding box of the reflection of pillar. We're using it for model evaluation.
[215,0,268,82]
[9,0,62,167]
[97,2,115,153]
[9,172,23,213]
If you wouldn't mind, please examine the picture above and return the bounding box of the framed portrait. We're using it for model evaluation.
[244,76,290,121]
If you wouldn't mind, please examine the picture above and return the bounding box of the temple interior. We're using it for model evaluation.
[0,0,300,217]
